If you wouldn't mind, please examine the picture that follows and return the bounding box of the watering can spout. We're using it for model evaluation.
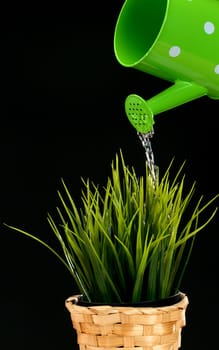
[125,81,207,133]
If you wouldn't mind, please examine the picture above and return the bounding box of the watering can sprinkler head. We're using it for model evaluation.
[125,94,154,134]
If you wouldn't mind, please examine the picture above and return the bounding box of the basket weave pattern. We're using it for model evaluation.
[65,294,189,350]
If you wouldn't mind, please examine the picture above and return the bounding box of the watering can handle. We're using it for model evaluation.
[125,81,207,133]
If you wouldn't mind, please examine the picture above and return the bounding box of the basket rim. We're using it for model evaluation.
[65,292,188,313]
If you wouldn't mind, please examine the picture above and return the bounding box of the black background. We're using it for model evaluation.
[1,1,219,349]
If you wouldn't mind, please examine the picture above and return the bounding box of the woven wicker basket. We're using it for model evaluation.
[65,293,189,350]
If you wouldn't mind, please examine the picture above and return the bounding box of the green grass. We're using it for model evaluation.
[5,149,218,303]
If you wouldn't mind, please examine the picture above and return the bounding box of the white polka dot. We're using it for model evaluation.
[204,21,215,34]
[214,65,219,74]
[169,46,181,57]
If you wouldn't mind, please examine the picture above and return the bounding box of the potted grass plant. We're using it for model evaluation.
[4,148,218,350]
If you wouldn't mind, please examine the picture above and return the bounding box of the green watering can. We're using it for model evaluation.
[114,0,219,133]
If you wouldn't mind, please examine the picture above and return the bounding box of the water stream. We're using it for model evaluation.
[137,130,158,185]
